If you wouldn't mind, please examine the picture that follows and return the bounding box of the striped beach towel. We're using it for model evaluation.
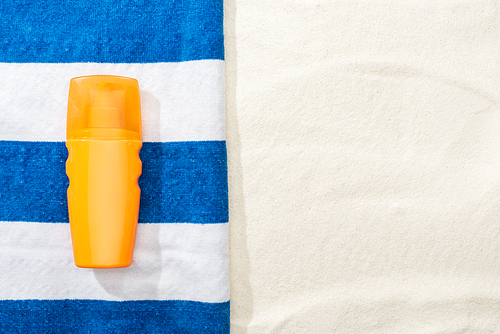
[0,1,229,333]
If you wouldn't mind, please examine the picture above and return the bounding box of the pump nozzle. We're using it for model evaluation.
[89,87,122,128]
[66,75,141,140]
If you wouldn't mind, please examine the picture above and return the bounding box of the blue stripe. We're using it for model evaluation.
[0,141,228,223]
[0,0,224,63]
[0,299,229,334]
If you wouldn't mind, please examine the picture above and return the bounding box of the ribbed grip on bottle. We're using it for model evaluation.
[66,139,142,268]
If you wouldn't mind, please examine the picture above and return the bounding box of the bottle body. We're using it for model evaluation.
[66,139,142,268]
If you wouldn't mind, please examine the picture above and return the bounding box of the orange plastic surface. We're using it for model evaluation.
[66,75,142,268]
[67,75,141,140]
[66,140,142,268]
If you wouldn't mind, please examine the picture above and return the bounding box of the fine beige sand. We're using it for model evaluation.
[225,0,500,332]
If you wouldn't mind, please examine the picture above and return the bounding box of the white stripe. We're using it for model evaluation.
[0,222,229,303]
[0,60,225,142]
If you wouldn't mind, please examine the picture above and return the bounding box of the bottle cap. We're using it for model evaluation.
[67,75,141,140]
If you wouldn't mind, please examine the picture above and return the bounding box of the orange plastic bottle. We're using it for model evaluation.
[66,75,142,268]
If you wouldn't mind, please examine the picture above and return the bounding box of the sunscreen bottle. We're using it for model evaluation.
[66,75,142,268]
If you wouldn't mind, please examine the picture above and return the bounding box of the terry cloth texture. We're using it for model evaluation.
[0,1,229,333]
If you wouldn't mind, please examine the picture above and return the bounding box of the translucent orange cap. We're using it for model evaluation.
[67,75,141,140]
